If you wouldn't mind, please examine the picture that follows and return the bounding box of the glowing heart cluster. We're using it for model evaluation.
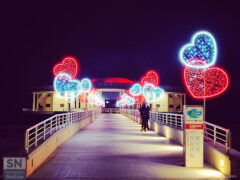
[88,92,104,106]
[179,31,229,99]
[54,73,92,98]
[116,70,164,107]
[142,83,164,103]
[129,82,164,104]
[117,94,135,106]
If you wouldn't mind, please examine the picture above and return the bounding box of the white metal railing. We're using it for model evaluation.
[25,110,100,154]
[204,121,231,151]
[102,108,120,113]
[120,109,231,151]
[150,111,183,129]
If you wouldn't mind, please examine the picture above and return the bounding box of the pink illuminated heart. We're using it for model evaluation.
[140,70,159,87]
[53,56,79,78]
[184,60,229,99]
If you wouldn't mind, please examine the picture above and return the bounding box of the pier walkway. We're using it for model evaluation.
[29,114,226,179]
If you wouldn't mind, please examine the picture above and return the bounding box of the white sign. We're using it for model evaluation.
[3,157,26,180]
[184,105,204,168]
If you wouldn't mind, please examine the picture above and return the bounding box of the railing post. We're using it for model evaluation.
[174,115,176,127]
[35,126,38,147]
[56,116,58,130]
[50,118,52,135]
[68,113,70,125]
[62,115,65,127]
[227,131,231,153]
[181,116,183,129]
[213,126,216,146]
[43,122,46,140]
[25,130,29,154]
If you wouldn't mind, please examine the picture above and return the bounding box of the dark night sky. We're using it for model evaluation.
[2,1,240,128]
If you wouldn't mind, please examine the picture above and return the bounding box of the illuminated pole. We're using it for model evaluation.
[203,68,206,122]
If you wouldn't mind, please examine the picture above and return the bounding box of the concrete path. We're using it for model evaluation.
[30,114,226,179]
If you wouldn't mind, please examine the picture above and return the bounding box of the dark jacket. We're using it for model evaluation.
[139,105,150,120]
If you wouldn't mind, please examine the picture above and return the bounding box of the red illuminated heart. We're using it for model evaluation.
[140,70,159,87]
[53,56,79,78]
[184,60,229,99]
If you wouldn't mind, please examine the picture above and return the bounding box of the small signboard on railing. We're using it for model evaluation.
[184,105,204,168]
[3,157,26,180]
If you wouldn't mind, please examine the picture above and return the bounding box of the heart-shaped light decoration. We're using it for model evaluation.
[142,83,164,103]
[130,83,142,96]
[54,73,82,98]
[120,94,135,106]
[141,70,159,87]
[184,59,229,99]
[116,100,125,107]
[81,78,92,93]
[87,92,103,106]
[179,31,217,68]
[53,56,79,78]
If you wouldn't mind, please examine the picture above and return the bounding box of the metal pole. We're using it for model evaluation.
[204,98,206,122]
[203,68,207,122]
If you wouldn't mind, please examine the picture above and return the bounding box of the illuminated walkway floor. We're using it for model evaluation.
[30,114,226,179]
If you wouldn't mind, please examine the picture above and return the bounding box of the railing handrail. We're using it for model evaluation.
[204,121,230,131]
[120,109,231,151]
[25,109,100,154]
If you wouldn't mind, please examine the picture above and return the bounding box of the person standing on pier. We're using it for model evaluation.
[139,103,150,132]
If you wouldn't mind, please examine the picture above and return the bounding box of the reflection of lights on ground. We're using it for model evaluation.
[169,146,183,151]
[202,169,223,177]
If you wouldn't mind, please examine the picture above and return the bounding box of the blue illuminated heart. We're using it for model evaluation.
[130,83,142,96]
[143,83,164,103]
[122,94,135,106]
[81,78,92,93]
[54,73,82,98]
[179,31,217,68]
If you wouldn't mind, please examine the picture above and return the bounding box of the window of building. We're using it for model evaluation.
[79,102,81,108]
[169,104,174,108]
[156,104,160,108]
[169,94,173,98]
[47,94,51,97]
[60,104,64,107]
[46,104,51,107]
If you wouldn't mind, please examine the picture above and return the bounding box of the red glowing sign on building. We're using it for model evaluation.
[184,59,229,99]
[104,77,135,84]
[140,70,159,87]
[53,56,79,79]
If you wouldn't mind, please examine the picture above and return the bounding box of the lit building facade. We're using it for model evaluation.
[31,78,186,113]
